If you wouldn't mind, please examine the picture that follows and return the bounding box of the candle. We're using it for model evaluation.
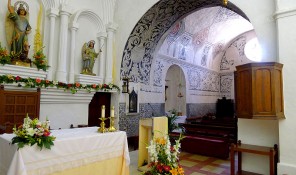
[101,105,105,118]
[111,106,115,117]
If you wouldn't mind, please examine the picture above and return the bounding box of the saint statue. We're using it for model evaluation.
[6,0,31,64]
[81,40,100,75]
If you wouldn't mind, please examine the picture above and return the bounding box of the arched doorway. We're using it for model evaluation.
[165,65,186,116]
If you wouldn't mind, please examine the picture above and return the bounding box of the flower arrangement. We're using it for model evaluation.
[32,48,49,71]
[0,74,120,94]
[11,115,55,150]
[145,133,184,175]
[0,42,11,65]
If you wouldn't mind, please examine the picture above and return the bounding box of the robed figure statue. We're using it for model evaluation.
[6,0,31,64]
[81,40,100,75]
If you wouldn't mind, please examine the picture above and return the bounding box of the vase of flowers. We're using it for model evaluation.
[11,114,56,150]
[0,42,11,65]
[32,48,49,71]
[145,133,184,175]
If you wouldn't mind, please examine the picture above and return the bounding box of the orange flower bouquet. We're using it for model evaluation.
[32,48,49,71]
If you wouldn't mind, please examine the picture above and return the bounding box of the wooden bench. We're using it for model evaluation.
[181,135,229,159]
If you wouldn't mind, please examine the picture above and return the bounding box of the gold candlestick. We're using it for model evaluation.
[108,116,117,132]
[98,117,108,133]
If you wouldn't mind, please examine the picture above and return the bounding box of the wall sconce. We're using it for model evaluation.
[223,0,228,6]
[122,77,129,93]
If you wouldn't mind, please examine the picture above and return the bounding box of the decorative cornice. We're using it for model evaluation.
[107,23,118,32]
[97,32,108,39]
[47,8,59,17]
[0,65,47,79]
[75,74,103,85]
[40,87,95,104]
[274,7,296,19]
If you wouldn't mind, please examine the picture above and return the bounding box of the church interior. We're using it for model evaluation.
[0,0,296,174]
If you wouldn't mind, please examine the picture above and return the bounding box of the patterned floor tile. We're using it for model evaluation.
[179,160,198,167]
[200,165,225,174]
[188,154,210,161]
[212,159,231,167]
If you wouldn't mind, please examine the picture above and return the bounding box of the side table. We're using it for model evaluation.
[230,140,278,175]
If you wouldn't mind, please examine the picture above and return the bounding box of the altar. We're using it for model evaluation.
[0,127,130,175]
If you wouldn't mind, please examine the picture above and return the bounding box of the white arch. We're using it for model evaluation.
[71,9,105,32]
[41,0,57,9]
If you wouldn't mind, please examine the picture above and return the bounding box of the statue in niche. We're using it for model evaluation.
[81,40,101,76]
[6,0,32,66]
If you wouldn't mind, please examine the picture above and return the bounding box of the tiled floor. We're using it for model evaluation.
[129,150,236,175]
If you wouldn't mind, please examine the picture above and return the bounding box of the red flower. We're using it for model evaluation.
[156,164,163,173]
[15,76,21,81]
[43,131,50,137]
[92,84,97,88]
[75,82,80,87]
[103,84,107,88]
[163,165,171,172]
[45,80,50,84]
[35,78,41,83]
[67,84,72,88]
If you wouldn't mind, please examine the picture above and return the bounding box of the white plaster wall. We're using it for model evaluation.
[238,119,279,174]
[40,103,89,129]
[276,1,296,173]
[231,0,277,62]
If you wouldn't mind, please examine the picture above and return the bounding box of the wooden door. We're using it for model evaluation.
[0,86,40,133]
[88,92,111,127]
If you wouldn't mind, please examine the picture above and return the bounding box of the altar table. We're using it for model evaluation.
[0,127,130,175]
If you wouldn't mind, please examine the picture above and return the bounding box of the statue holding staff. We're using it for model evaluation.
[6,0,31,61]
[81,40,101,75]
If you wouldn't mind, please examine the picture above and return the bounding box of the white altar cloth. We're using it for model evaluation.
[0,127,130,175]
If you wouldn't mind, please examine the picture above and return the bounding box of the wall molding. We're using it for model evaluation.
[274,7,296,19]
[0,65,47,79]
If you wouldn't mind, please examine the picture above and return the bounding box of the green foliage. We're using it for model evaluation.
[11,116,55,150]
[166,109,183,133]
[0,74,120,94]
[32,48,50,71]
[0,43,11,65]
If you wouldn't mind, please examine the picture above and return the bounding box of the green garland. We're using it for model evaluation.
[0,74,120,94]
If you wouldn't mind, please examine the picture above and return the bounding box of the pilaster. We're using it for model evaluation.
[56,5,72,83]
[46,8,59,81]
[105,23,118,84]
[97,32,107,81]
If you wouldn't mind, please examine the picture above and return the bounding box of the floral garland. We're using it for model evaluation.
[0,74,120,94]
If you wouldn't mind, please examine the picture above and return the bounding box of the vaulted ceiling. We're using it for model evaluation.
[120,0,252,84]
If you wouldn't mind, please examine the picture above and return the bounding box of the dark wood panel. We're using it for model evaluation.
[0,86,40,133]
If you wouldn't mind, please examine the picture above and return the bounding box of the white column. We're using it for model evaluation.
[97,32,107,80]
[56,5,71,83]
[105,23,118,84]
[68,22,79,83]
[46,8,59,81]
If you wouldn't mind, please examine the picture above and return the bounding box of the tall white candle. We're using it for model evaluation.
[111,106,115,117]
[101,105,105,118]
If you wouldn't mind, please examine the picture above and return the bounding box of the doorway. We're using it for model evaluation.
[165,65,186,115]
[88,92,111,127]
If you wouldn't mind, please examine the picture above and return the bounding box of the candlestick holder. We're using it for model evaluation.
[98,117,108,133]
[108,116,117,132]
